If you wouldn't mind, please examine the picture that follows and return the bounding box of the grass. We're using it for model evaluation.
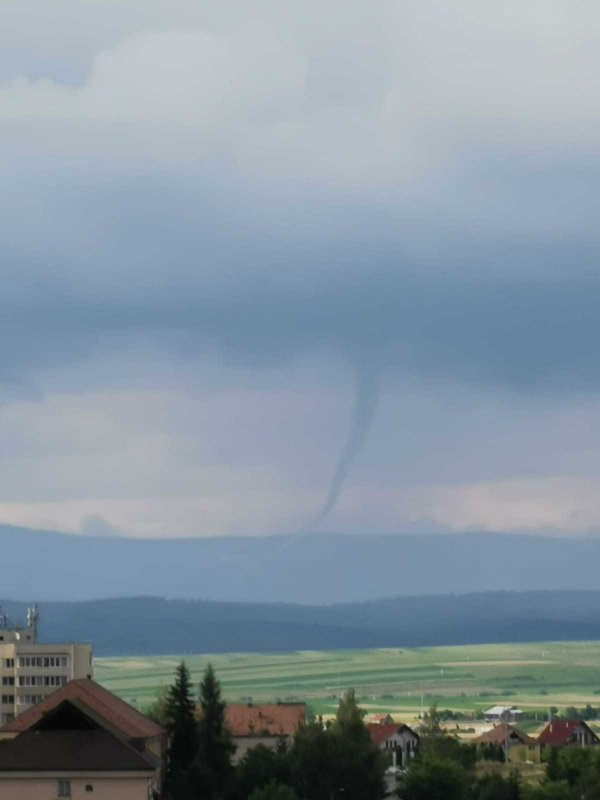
[94,640,600,722]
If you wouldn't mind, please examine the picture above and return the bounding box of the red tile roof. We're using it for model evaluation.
[0,679,164,740]
[476,724,536,746]
[366,723,419,746]
[538,719,599,746]
[222,704,306,737]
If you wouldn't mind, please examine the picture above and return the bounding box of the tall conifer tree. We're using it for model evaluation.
[194,663,235,799]
[165,661,198,797]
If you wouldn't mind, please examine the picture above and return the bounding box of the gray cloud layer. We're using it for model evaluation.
[0,1,599,535]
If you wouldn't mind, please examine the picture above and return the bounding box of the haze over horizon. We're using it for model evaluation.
[2,2,600,540]
[5,524,600,604]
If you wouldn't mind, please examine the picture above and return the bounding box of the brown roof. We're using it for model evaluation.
[223,704,306,737]
[366,723,419,746]
[477,724,536,746]
[0,728,155,772]
[0,679,164,740]
[538,719,599,746]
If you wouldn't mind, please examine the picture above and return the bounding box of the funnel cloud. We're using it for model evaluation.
[300,359,379,532]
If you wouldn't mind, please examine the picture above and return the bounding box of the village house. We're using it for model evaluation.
[0,678,166,796]
[216,702,306,763]
[0,698,159,799]
[483,706,524,724]
[366,722,420,768]
[476,723,541,763]
[538,719,600,749]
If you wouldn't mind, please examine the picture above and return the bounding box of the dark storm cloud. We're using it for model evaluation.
[0,2,597,399]
[1,2,600,536]
[2,246,600,393]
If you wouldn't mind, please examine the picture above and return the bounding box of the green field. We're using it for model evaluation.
[95,641,600,723]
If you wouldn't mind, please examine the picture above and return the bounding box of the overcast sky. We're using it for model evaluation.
[2,1,600,538]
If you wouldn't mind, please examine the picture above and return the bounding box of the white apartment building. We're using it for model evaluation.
[0,605,92,724]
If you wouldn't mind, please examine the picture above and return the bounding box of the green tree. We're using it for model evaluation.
[330,726,387,800]
[249,780,298,800]
[164,661,198,798]
[192,663,236,800]
[554,746,594,787]
[234,744,291,800]
[474,772,522,800]
[418,704,475,770]
[290,722,337,800]
[545,747,560,782]
[576,770,600,800]
[333,688,369,743]
[399,756,471,800]
[522,782,572,800]
[419,704,443,738]
[290,718,386,800]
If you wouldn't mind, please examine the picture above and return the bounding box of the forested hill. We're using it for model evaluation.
[4,591,600,656]
[4,524,600,604]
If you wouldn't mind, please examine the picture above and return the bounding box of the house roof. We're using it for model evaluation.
[0,679,164,740]
[366,723,418,746]
[476,724,536,746]
[484,706,522,717]
[538,719,599,746]
[0,728,155,772]
[222,704,306,737]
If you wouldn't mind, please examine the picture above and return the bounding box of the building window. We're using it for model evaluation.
[18,676,46,687]
[1,695,13,704]
[85,785,94,792]
[57,779,71,797]
[17,694,43,706]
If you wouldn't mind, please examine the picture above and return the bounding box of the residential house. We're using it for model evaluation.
[0,678,166,794]
[483,706,524,724]
[220,703,306,763]
[366,722,419,767]
[476,723,541,763]
[0,698,158,799]
[538,719,600,749]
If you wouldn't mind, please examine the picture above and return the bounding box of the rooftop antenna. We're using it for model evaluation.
[26,604,39,642]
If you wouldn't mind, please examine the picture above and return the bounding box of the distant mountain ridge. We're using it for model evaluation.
[3,591,600,656]
[2,523,600,604]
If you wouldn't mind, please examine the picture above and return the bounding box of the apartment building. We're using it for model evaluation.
[0,605,92,724]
